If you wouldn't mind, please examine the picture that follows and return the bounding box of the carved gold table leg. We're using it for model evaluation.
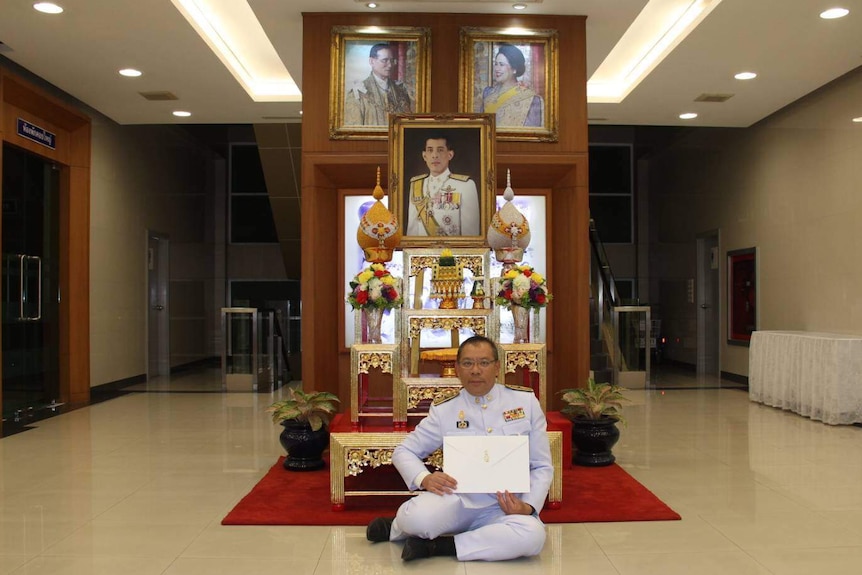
[547,431,562,509]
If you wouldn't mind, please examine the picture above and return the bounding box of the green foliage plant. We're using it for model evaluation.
[266,388,340,431]
[560,377,629,425]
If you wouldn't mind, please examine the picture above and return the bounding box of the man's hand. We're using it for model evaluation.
[420,471,457,495]
[496,490,533,516]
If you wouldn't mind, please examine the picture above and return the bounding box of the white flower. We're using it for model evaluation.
[369,281,383,302]
[512,274,531,292]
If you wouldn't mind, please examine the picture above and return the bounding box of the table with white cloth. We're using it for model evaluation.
[749,330,862,425]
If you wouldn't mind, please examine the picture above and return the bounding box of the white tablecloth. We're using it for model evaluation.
[749,331,862,425]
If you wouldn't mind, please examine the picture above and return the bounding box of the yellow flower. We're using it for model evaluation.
[370,263,385,272]
[531,272,544,284]
[504,269,519,279]
[357,270,374,283]
[381,275,396,286]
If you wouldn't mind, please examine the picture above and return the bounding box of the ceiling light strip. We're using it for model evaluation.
[588,0,723,103]
[170,0,301,101]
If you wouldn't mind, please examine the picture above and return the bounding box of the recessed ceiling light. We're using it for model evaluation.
[172,111,192,117]
[734,71,757,80]
[679,112,698,120]
[513,3,528,9]
[33,2,63,14]
[366,2,378,8]
[119,68,143,77]
[853,117,862,123]
[820,7,849,19]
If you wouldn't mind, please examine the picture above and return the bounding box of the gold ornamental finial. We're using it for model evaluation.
[372,166,384,201]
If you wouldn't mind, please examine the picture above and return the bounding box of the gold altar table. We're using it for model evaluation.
[329,423,564,511]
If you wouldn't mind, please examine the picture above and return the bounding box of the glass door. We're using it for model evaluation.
[2,143,60,419]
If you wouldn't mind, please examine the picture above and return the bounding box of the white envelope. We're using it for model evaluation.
[443,435,530,493]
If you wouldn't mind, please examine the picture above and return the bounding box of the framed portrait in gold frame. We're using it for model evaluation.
[389,114,496,248]
[329,26,431,140]
[459,28,558,142]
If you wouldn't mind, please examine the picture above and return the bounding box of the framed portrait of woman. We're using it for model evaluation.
[459,28,558,142]
[389,114,496,248]
[329,26,431,140]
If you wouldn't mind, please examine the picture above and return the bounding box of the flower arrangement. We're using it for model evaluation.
[495,264,552,309]
[347,263,403,310]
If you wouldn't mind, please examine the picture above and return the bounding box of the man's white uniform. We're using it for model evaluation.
[389,383,553,561]
[406,168,480,236]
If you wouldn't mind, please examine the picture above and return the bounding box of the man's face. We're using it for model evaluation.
[370,48,395,80]
[421,138,454,177]
[454,341,498,397]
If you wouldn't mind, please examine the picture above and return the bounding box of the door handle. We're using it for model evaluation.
[153,305,165,311]
[17,254,42,321]
[700,304,709,309]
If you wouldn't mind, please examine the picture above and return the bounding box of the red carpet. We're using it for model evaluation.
[222,457,680,525]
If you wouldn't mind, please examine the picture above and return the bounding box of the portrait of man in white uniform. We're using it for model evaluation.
[405,135,480,237]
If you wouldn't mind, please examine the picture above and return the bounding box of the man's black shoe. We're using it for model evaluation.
[365,517,394,542]
[401,536,456,561]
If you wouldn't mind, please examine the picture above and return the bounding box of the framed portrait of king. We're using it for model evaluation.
[459,28,558,142]
[329,26,431,140]
[389,114,496,248]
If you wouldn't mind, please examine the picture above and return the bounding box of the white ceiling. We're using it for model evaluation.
[0,0,860,127]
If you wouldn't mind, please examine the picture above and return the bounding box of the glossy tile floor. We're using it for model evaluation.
[2,369,862,574]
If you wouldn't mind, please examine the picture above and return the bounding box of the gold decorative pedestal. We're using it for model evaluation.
[350,344,400,428]
[499,343,548,411]
[397,377,463,423]
[329,431,563,511]
[419,347,459,377]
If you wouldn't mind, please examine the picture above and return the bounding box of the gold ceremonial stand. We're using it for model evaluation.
[350,343,400,428]
[499,343,548,411]
[335,247,559,510]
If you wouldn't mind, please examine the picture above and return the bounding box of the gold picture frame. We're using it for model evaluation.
[329,26,431,140]
[389,114,496,248]
[459,27,558,142]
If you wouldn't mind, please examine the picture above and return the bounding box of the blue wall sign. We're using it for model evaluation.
[17,118,57,150]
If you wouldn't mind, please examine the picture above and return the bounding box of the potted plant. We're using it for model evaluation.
[560,377,629,467]
[267,388,340,471]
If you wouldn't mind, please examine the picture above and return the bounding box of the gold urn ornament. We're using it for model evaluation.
[357,167,402,263]
[487,169,531,264]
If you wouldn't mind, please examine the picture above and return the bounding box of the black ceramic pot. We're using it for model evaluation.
[279,420,329,471]
[571,416,620,467]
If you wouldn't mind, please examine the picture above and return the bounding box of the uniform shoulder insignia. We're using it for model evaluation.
[449,173,471,182]
[505,384,534,393]
[410,174,429,183]
[433,393,458,406]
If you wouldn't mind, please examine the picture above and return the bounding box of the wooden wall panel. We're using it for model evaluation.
[302,12,587,154]
[301,13,590,406]
[61,165,91,405]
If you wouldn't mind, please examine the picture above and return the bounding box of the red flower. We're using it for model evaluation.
[503,289,513,300]
[374,269,386,277]
[535,293,546,304]
[523,269,532,277]
[356,291,368,304]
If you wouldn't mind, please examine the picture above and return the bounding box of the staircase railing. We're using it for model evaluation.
[588,218,652,386]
